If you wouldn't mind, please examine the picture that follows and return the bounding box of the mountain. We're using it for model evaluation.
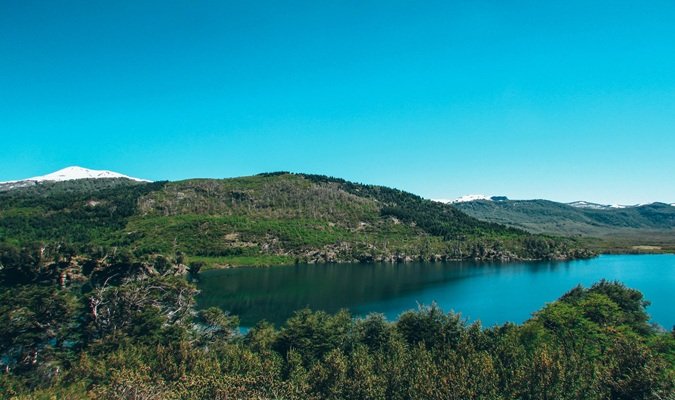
[567,201,628,210]
[0,166,149,191]
[434,194,509,204]
[0,172,592,267]
[450,194,492,203]
[453,199,675,252]
[444,197,638,210]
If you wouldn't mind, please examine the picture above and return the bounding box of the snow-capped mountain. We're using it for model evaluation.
[567,201,664,210]
[451,194,491,203]
[567,201,634,210]
[0,166,150,189]
[435,197,665,209]
[560,201,674,210]
[25,166,149,182]
[433,194,508,204]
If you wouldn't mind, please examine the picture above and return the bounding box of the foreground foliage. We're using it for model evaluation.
[0,253,672,399]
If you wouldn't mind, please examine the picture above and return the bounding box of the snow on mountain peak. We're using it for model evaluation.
[452,194,491,203]
[568,201,609,209]
[433,194,493,204]
[567,201,655,210]
[3,166,150,184]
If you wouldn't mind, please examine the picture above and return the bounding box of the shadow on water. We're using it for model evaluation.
[197,254,674,329]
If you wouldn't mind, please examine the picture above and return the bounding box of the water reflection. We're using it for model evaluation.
[197,255,674,328]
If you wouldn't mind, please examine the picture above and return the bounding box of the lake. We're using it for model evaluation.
[197,254,675,329]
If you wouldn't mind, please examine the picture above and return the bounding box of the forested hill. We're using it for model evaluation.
[0,173,592,269]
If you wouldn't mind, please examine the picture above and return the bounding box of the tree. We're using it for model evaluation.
[0,286,79,378]
[396,304,464,349]
[355,313,392,351]
[195,307,239,344]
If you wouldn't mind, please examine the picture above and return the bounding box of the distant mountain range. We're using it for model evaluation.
[451,197,675,252]
[436,194,669,210]
[567,201,628,210]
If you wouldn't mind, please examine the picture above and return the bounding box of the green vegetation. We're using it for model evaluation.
[0,250,672,399]
[189,254,296,269]
[454,200,675,253]
[0,174,592,266]
[0,178,166,247]
[0,177,671,398]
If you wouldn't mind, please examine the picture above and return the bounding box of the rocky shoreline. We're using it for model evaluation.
[207,246,597,269]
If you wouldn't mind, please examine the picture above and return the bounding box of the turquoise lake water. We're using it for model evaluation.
[197,254,674,329]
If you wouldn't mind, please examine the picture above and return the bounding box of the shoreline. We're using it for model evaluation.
[196,248,675,270]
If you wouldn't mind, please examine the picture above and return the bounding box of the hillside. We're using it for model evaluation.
[0,173,591,267]
[453,199,675,252]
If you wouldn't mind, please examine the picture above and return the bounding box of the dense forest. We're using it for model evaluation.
[0,250,673,399]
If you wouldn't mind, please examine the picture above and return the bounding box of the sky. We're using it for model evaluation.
[1,1,674,204]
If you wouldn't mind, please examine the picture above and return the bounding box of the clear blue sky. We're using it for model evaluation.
[2,1,674,204]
